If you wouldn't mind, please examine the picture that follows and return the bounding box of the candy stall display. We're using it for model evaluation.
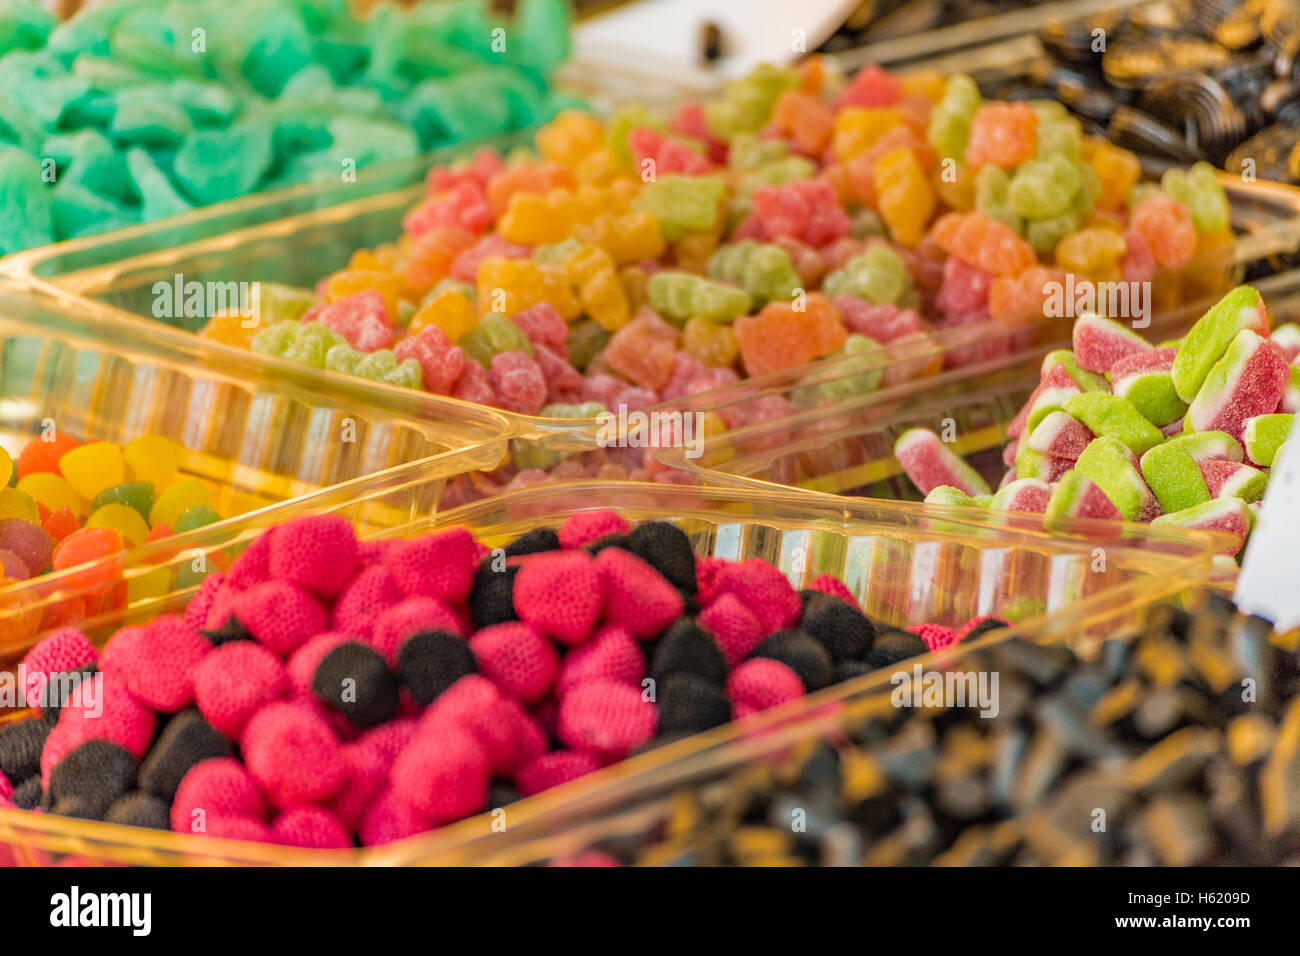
[0,481,1220,865]
[0,0,574,255]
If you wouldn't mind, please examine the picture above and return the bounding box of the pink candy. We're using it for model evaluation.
[318,291,393,352]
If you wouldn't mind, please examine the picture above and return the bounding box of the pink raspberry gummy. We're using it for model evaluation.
[908,622,958,651]
[271,806,353,850]
[516,750,601,797]
[596,547,684,640]
[708,558,802,635]
[170,757,267,833]
[359,785,427,847]
[699,592,765,666]
[100,614,210,712]
[556,625,645,696]
[391,724,489,824]
[726,658,805,712]
[558,510,633,549]
[331,741,386,832]
[40,671,157,786]
[185,572,227,633]
[510,303,569,356]
[535,343,585,403]
[513,550,604,645]
[421,675,518,773]
[383,527,477,604]
[241,701,347,808]
[488,349,548,415]
[21,626,98,712]
[332,564,402,639]
[394,324,465,394]
[557,680,657,759]
[807,573,860,610]
[629,126,714,175]
[267,515,360,599]
[232,580,328,658]
[469,621,559,703]
[0,770,11,803]
[369,596,463,668]
[834,298,922,344]
[317,290,393,351]
[403,180,493,236]
[194,641,288,739]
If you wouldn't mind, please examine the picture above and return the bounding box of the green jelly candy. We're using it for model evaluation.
[251,320,299,356]
[1161,161,1229,234]
[286,322,346,368]
[705,63,797,139]
[0,147,52,253]
[975,165,1024,233]
[1162,430,1244,464]
[1172,286,1267,403]
[638,174,726,241]
[175,505,222,533]
[42,129,131,205]
[355,349,398,381]
[92,482,155,521]
[566,320,610,372]
[1009,154,1079,220]
[1241,413,1294,467]
[813,335,884,402]
[109,91,193,149]
[172,120,274,205]
[1063,392,1164,455]
[1139,443,1211,514]
[325,343,363,374]
[51,180,135,239]
[647,271,751,324]
[254,283,316,325]
[737,156,815,198]
[125,148,193,221]
[606,104,665,165]
[460,313,533,366]
[385,358,424,389]
[326,114,420,169]
[1074,435,1151,521]
[822,245,912,306]
[1110,363,1186,428]
[0,0,57,52]
[727,132,786,172]
[708,240,801,305]
[510,0,572,76]
[1025,208,1082,255]
[925,486,991,508]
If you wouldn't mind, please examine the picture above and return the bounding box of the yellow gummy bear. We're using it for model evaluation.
[58,441,126,501]
[123,435,182,490]
[86,503,150,547]
[16,473,83,517]
[410,287,478,342]
[150,478,214,530]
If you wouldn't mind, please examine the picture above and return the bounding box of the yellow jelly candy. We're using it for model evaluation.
[199,312,260,349]
[16,473,83,517]
[326,270,404,320]
[123,435,182,490]
[59,441,126,500]
[0,488,39,523]
[86,503,150,548]
[682,316,740,368]
[150,477,214,529]
[0,446,11,487]
[410,287,477,342]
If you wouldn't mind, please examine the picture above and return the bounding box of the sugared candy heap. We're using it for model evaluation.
[0,511,1003,849]
[0,432,219,587]
[897,285,1297,555]
[210,60,1230,426]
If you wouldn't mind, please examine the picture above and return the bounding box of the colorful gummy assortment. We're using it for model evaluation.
[0,0,571,254]
[0,511,1002,850]
[0,432,218,588]
[897,285,1297,557]
[540,595,1300,867]
[208,59,1231,428]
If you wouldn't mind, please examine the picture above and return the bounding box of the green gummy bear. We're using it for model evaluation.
[708,240,801,306]
[648,271,751,324]
[822,245,912,305]
[638,174,726,241]
[1161,161,1229,234]
[1063,392,1165,455]
[460,313,532,366]
[975,165,1025,233]
[728,132,787,172]
[705,63,798,139]
[325,343,363,374]
[566,320,610,372]
[1009,154,1079,220]
[250,320,300,357]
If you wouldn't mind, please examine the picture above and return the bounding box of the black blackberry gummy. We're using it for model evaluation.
[200,614,253,646]
[628,521,697,593]
[958,618,1006,644]
[37,665,97,723]
[503,527,560,557]
[398,630,478,707]
[0,717,50,785]
[800,594,878,661]
[312,642,400,729]
[51,796,106,821]
[656,673,733,736]
[834,660,874,684]
[12,776,42,810]
[138,708,231,800]
[488,779,521,810]
[469,562,518,630]
[105,792,172,831]
[863,628,928,668]
[49,740,138,819]
[752,629,834,692]
[651,618,729,687]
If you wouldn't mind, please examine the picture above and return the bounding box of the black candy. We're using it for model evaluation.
[752,629,834,691]
[800,594,877,661]
[200,614,254,647]
[138,708,231,800]
[628,521,697,594]
[652,618,729,687]
[0,718,50,785]
[49,740,138,820]
[105,792,172,831]
[656,674,733,736]
[312,642,400,729]
[863,629,929,668]
[398,630,478,707]
[469,562,518,630]
[503,527,560,557]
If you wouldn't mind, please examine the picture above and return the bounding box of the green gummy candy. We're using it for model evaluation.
[1074,435,1149,520]
[460,313,532,367]
[974,165,1024,233]
[1014,443,1054,482]
[638,174,726,241]
[251,321,300,356]
[1215,463,1269,503]
[92,482,155,521]
[1162,430,1244,463]
[355,349,399,381]
[175,505,222,533]
[1161,162,1229,234]
[606,104,666,165]
[566,320,609,372]
[1063,392,1164,455]
[51,180,135,239]
[1112,368,1186,428]
[172,120,275,205]
[925,486,990,508]
[0,146,52,253]
[125,148,192,221]
[728,132,787,172]
[109,92,193,149]
[1241,413,1294,467]
[1139,443,1210,514]
[1009,154,1079,220]
[647,271,751,324]
[1041,349,1107,392]
[823,245,911,305]
[705,64,797,138]
[385,358,424,389]
[707,241,801,305]
[254,283,316,324]
[325,343,363,374]
[1171,286,1266,402]
[42,129,132,204]
[1025,208,1081,255]
[0,0,57,52]
[1151,497,1253,544]
[287,322,346,367]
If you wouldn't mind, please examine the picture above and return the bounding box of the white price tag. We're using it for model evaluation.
[1236,437,1300,630]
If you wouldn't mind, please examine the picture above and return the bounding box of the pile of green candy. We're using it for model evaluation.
[0,0,574,254]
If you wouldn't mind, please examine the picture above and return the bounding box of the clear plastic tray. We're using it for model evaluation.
[0,481,1222,865]
[0,287,509,663]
